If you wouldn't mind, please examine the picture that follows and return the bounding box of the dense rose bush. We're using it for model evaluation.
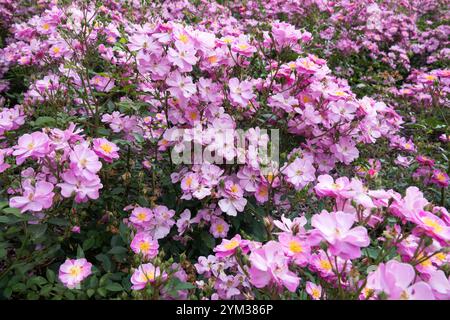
[0,0,448,300]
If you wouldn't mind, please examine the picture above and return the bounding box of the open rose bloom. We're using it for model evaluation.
[0,0,448,301]
[58,259,92,289]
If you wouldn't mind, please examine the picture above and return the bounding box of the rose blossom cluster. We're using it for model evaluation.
[190,176,449,300]
[8,123,119,213]
[392,69,450,109]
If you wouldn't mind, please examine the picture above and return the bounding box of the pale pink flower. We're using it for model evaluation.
[57,171,102,203]
[129,207,153,230]
[10,180,54,213]
[330,137,359,165]
[248,241,300,292]
[214,234,249,258]
[210,217,229,238]
[130,232,159,259]
[69,144,102,180]
[90,75,115,92]
[92,138,119,163]
[365,260,434,300]
[314,174,350,198]
[228,78,255,107]
[310,210,370,259]
[13,132,51,165]
[166,71,197,99]
[58,258,92,289]
[167,41,198,72]
[284,157,316,190]
[131,263,167,290]
[278,232,310,266]
[306,282,322,300]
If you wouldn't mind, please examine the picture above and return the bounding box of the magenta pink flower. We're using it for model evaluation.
[390,186,429,221]
[92,138,119,163]
[13,131,50,165]
[248,241,300,292]
[231,39,256,57]
[278,232,310,266]
[306,282,322,300]
[129,207,154,230]
[130,232,159,259]
[412,211,450,243]
[365,260,434,300]
[431,170,449,187]
[416,155,435,167]
[10,180,54,213]
[214,234,249,258]
[428,270,450,300]
[310,210,370,259]
[58,258,92,289]
[131,263,166,290]
[209,217,229,238]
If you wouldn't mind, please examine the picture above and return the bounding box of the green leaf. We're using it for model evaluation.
[12,283,26,292]
[28,276,47,287]
[200,231,215,249]
[97,287,107,297]
[82,237,95,251]
[95,254,112,272]
[40,284,53,296]
[77,245,85,258]
[28,224,47,240]
[33,116,57,128]
[2,207,21,215]
[105,282,123,292]
[3,287,12,299]
[108,246,128,255]
[172,279,196,291]
[46,269,56,284]
[97,128,111,136]
[0,216,11,223]
[48,218,70,226]
[87,288,95,297]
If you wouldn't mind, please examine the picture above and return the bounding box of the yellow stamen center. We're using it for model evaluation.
[100,143,112,154]
[137,212,147,221]
[223,239,239,250]
[139,241,151,253]
[288,241,303,254]
[320,260,332,271]
[69,266,82,277]
[422,217,443,234]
